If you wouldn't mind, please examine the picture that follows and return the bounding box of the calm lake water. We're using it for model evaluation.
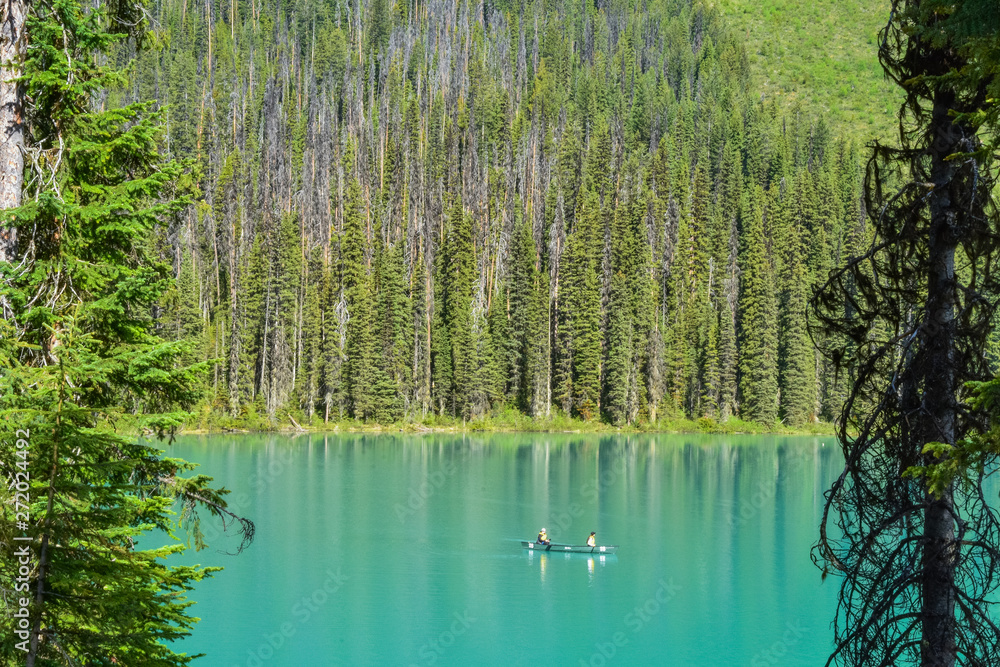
[159,433,842,666]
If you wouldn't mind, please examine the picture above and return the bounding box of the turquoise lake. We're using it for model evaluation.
[160,433,842,666]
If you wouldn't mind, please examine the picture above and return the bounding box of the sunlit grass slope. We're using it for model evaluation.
[714,0,901,144]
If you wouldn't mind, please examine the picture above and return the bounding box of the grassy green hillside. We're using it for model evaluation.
[715,0,901,144]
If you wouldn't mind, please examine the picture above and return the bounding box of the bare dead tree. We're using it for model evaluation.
[810,2,1000,665]
[0,0,25,315]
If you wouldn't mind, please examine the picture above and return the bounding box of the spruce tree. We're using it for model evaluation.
[700,304,722,418]
[737,186,779,423]
[525,262,550,417]
[430,241,453,416]
[779,259,815,425]
[271,213,301,414]
[239,235,266,407]
[411,252,432,417]
[0,0,252,661]
[319,261,346,422]
[298,248,323,419]
[604,181,646,425]
[505,214,533,409]
[373,241,410,422]
[342,178,376,419]
[170,246,205,369]
[570,189,603,420]
[604,268,633,425]
[445,198,475,418]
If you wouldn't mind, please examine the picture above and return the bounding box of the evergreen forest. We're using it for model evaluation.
[130,0,868,428]
[4,0,1000,663]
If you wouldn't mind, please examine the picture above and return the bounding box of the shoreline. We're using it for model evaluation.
[177,416,838,438]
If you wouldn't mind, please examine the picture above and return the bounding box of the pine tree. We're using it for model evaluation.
[604,268,633,425]
[171,246,205,368]
[342,178,376,419]
[569,189,603,420]
[298,248,323,419]
[239,234,266,406]
[0,1,252,661]
[430,242,453,415]
[737,186,779,423]
[779,259,815,425]
[445,197,475,418]
[320,262,347,422]
[506,213,537,411]
[373,241,410,422]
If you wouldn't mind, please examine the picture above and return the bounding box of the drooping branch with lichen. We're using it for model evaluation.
[810,2,1000,665]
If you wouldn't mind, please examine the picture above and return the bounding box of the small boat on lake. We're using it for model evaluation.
[521,541,618,555]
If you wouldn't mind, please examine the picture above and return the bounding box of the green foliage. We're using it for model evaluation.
[565,189,603,420]
[297,248,324,418]
[343,179,377,420]
[779,259,815,425]
[504,214,536,409]
[117,0,869,431]
[0,0,251,661]
[373,241,411,422]
[737,186,779,424]
[445,199,476,418]
[904,379,1000,499]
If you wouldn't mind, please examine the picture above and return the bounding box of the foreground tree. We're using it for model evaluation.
[0,0,25,317]
[0,0,252,663]
[812,1,1000,665]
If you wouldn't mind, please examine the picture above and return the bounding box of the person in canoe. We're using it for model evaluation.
[536,527,550,545]
[587,532,596,547]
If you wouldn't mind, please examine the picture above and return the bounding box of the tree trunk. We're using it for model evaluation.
[26,407,62,666]
[228,254,241,415]
[919,88,960,667]
[0,0,25,266]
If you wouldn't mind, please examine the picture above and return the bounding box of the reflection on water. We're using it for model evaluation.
[166,432,842,666]
[527,548,616,586]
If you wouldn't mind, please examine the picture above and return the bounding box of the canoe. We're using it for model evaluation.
[521,540,618,555]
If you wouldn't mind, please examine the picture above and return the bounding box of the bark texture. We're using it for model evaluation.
[0,0,24,265]
[811,3,1000,665]
[918,89,961,667]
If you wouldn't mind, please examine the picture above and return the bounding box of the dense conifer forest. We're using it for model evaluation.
[130,0,866,427]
